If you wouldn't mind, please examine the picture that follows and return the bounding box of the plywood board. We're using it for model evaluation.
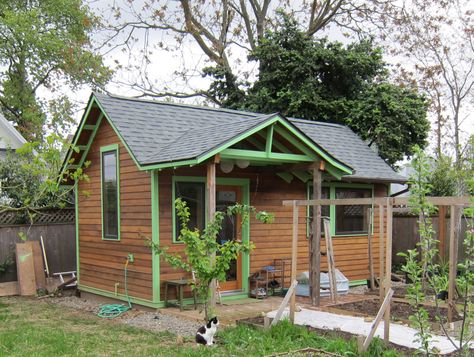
[31,241,46,290]
[15,242,37,296]
[0,281,19,296]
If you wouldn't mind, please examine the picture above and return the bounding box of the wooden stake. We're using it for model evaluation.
[448,205,460,323]
[379,204,385,303]
[207,161,217,310]
[310,166,322,307]
[272,279,298,327]
[323,218,337,303]
[367,208,375,291]
[438,206,447,259]
[358,289,394,353]
[384,198,393,342]
[290,202,299,322]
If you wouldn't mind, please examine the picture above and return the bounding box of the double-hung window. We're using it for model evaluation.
[101,145,120,240]
[174,181,205,242]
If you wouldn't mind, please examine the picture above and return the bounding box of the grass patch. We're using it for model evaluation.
[0,297,405,357]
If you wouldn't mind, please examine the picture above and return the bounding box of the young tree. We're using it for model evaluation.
[102,0,393,102]
[149,198,273,319]
[0,0,111,141]
[211,16,429,166]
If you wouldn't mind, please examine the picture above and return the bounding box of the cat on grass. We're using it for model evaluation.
[195,316,219,346]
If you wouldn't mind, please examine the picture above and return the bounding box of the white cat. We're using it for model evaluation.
[195,316,219,346]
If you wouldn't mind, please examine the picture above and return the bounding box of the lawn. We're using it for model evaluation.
[0,297,404,357]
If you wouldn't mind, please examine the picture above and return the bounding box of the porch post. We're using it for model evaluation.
[207,160,217,310]
[310,163,322,306]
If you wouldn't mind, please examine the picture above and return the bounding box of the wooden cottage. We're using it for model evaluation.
[62,92,405,308]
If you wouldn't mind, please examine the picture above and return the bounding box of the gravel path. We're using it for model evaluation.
[49,296,201,336]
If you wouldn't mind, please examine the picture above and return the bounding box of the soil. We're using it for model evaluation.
[334,299,448,323]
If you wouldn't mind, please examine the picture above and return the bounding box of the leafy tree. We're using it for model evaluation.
[427,155,457,197]
[103,1,394,102]
[0,137,89,235]
[209,16,429,166]
[0,0,111,141]
[149,198,274,319]
[380,0,473,166]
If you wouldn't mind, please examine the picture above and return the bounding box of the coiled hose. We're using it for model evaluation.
[97,258,132,318]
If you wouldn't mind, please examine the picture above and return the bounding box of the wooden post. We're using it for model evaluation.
[367,208,375,291]
[448,205,460,323]
[290,202,299,322]
[207,160,217,310]
[379,204,385,303]
[310,166,322,307]
[438,206,447,259]
[271,279,298,327]
[384,198,393,342]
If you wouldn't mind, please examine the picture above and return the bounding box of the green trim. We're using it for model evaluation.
[273,126,317,159]
[171,176,251,294]
[93,96,143,169]
[265,124,274,156]
[77,145,87,150]
[74,181,80,283]
[257,131,290,154]
[100,144,121,241]
[293,171,311,183]
[78,113,103,168]
[306,182,374,237]
[221,149,313,163]
[276,120,352,175]
[83,125,95,130]
[79,284,164,308]
[276,172,293,183]
[151,170,160,303]
[349,279,368,287]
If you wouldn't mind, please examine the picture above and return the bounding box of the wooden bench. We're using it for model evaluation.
[164,279,197,311]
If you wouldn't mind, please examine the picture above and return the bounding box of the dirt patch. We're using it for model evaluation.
[334,299,448,323]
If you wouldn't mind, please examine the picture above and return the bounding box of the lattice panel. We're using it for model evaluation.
[0,208,75,226]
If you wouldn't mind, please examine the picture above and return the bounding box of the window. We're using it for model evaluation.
[335,188,371,235]
[101,146,120,240]
[174,181,205,242]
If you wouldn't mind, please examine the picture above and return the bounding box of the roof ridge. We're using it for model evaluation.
[289,117,347,128]
[95,91,260,118]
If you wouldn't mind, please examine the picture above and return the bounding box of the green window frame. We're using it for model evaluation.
[100,144,120,240]
[307,182,374,237]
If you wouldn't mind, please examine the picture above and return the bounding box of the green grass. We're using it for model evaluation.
[0,297,405,357]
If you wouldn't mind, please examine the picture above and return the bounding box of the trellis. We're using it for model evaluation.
[283,195,471,342]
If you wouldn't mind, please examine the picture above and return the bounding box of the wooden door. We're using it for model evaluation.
[216,185,242,291]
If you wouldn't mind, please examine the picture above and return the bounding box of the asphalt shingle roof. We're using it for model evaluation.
[94,92,405,183]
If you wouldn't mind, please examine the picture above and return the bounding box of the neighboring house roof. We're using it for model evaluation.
[0,112,26,150]
[86,93,405,183]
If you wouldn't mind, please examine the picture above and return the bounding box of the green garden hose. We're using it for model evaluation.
[97,258,132,318]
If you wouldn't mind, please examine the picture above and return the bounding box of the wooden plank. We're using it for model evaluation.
[283,196,472,207]
[323,218,337,303]
[438,206,447,258]
[31,241,46,289]
[207,160,217,310]
[15,242,37,296]
[367,208,375,290]
[358,289,394,353]
[379,204,385,303]
[384,199,393,342]
[0,281,19,297]
[448,205,460,323]
[310,166,322,306]
[290,202,299,322]
[271,279,298,327]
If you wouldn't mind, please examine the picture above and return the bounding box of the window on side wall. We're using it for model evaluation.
[101,147,120,240]
[174,181,205,242]
[335,188,371,235]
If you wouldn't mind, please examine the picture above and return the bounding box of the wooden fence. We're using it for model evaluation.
[392,213,469,266]
[0,209,76,283]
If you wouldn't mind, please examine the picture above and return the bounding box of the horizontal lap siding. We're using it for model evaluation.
[78,119,153,301]
[158,168,389,295]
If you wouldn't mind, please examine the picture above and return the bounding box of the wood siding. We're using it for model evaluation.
[77,119,153,301]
